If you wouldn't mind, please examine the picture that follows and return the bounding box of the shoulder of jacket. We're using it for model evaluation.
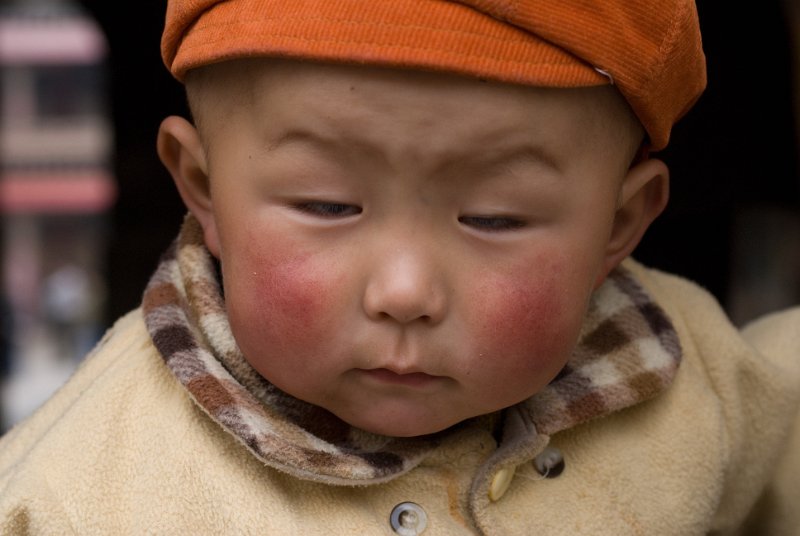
[0,309,181,468]
[622,258,800,530]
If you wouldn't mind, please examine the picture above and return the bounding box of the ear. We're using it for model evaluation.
[597,158,669,286]
[157,116,222,258]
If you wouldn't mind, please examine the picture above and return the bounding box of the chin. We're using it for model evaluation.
[344,412,460,438]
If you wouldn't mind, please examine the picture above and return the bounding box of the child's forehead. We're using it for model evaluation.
[192,59,640,179]
[195,59,633,154]
[199,58,626,118]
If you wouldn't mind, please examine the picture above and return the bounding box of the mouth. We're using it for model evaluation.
[358,368,444,388]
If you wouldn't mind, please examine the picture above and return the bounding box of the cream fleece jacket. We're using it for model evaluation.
[0,261,798,535]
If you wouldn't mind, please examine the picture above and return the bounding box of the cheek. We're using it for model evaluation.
[481,277,560,343]
[225,237,343,358]
[469,254,587,377]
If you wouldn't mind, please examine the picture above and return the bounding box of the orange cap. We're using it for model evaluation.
[162,0,706,150]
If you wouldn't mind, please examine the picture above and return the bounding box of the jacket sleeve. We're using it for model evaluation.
[737,306,800,536]
[629,261,800,534]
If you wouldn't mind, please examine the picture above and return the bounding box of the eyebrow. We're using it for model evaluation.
[465,144,562,175]
[264,126,562,178]
[265,128,334,153]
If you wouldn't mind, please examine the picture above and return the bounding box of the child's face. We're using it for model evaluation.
[187,60,642,437]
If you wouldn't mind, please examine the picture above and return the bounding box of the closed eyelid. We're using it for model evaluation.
[292,201,362,218]
[458,215,527,232]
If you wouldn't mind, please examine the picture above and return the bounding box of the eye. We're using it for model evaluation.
[293,201,362,218]
[458,215,526,232]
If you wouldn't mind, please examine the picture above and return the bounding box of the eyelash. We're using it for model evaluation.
[293,201,362,218]
[458,216,526,232]
[292,203,525,232]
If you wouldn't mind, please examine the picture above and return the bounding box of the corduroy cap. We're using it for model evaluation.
[162,0,706,150]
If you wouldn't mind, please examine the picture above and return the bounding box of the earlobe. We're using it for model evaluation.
[597,158,670,286]
[157,116,222,257]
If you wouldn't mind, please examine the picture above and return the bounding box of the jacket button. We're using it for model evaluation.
[488,466,515,501]
[533,446,565,478]
[390,502,428,535]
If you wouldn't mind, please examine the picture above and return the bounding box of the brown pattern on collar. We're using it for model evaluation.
[142,214,681,486]
[525,270,682,436]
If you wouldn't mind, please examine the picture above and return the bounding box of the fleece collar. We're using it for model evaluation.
[142,215,681,486]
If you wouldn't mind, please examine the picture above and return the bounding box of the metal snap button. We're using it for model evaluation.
[533,446,565,478]
[390,501,428,535]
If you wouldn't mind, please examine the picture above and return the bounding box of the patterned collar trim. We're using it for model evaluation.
[142,215,681,486]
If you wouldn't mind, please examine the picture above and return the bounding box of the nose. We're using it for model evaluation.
[362,242,447,325]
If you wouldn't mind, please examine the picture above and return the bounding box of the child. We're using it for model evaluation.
[2,1,799,534]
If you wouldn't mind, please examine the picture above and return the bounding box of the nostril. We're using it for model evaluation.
[377,311,432,324]
[362,265,447,325]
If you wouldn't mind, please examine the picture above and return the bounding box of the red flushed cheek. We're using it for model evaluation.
[478,276,564,350]
[228,242,341,351]
[470,256,582,376]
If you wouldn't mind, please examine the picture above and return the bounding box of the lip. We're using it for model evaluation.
[359,368,444,388]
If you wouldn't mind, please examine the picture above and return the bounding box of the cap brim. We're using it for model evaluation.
[164,0,608,88]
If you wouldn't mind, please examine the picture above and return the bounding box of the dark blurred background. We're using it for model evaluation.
[77,1,189,325]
